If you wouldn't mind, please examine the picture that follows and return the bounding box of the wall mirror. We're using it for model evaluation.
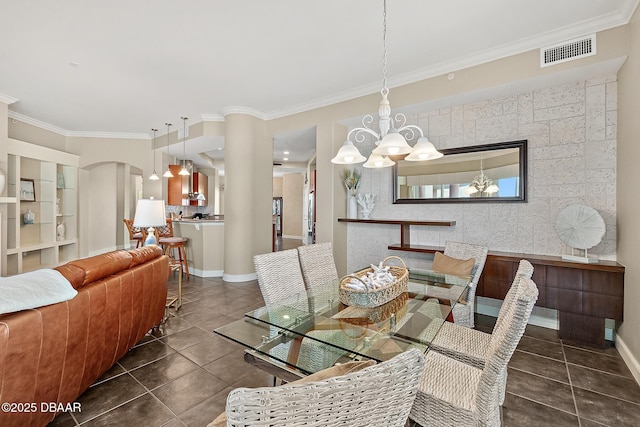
[393,140,527,204]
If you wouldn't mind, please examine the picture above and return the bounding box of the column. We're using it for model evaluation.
[223,110,272,282]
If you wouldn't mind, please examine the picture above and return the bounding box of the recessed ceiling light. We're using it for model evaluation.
[283,157,289,161]
[284,151,290,154]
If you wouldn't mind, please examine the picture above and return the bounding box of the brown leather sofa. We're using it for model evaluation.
[0,246,169,427]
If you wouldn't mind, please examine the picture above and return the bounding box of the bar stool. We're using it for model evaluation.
[155,219,190,279]
[123,219,144,248]
[159,236,190,278]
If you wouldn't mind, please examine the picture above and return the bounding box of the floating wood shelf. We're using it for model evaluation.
[337,218,455,247]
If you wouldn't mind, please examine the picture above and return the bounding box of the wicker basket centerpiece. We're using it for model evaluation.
[339,256,409,308]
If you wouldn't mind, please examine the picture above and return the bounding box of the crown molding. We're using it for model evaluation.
[8,111,68,135]
[0,93,18,105]
[9,110,150,139]
[266,7,638,120]
[66,130,149,140]
[200,113,225,122]
[222,106,267,120]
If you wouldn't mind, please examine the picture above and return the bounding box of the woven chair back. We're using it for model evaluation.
[476,276,539,425]
[297,242,339,290]
[494,259,534,333]
[444,241,488,328]
[154,218,173,238]
[226,348,425,427]
[254,249,306,305]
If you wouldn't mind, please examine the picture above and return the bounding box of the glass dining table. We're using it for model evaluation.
[214,270,471,381]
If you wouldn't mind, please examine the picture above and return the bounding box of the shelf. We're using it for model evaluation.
[5,140,79,275]
[338,218,456,247]
[388,243,442,253]
[338,218,456,226]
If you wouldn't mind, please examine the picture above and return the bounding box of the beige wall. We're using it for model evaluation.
[87,163,118,254]
[282,173,303,238]
[617,5,640,381]
[272,177,283,197]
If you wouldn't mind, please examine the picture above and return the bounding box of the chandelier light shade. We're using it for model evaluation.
[331,140,367,164]
[163,123,174,178]
[404,137,444,161]
[371,128,413,156]
[363,152,395,168]
[178,116,190,176]
[330,0,443,168]
[149,128,160,181]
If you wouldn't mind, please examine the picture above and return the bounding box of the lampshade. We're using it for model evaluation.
[404,137,444,161]
[372,129,413,156]
[331,140,366,164]
[133,199,166,246]
[363,153,395,168]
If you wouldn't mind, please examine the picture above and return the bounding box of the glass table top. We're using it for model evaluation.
[215,269,471,374]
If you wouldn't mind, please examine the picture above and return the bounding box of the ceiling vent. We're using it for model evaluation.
[540,34,596,67]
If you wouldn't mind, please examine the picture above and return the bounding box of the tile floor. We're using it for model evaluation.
[48,274,640,427]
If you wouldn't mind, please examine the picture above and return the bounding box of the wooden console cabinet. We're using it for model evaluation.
[339,218,625,347]
[479,251,624,347]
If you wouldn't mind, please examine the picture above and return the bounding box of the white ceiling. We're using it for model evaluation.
[1,0,638,172]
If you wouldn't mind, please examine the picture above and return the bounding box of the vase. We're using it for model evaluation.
[24,209,35,224]
[57,222,66,241]
[347,194,358,219]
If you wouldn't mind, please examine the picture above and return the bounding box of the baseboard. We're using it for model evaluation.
[615,333,640,385]
[189,268,223,278]
[476,296,559,330]
[223,272,257,282]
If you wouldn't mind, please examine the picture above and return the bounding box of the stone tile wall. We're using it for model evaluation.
[347,76,617,272]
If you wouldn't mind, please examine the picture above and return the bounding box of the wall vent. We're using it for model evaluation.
[540,34,596,67]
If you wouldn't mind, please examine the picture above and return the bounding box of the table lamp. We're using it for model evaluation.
[133,199,167,246]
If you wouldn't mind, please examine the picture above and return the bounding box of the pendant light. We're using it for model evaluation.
[149,128,160,180]
[163,123,174,178]
[178,116,190,176]
[331,0,443,167]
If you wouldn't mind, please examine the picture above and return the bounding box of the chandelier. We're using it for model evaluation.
[466,158,499,195]
[331,0,443,167]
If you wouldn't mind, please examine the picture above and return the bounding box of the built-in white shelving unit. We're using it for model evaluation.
[5,139,79,275]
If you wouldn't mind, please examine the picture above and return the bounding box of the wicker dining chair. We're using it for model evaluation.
[254,249,306,305]
[225,348,425,427]
[443,241,489,328]
[297,242,339,290]
[429,259,534,405]
[409,275,539,427]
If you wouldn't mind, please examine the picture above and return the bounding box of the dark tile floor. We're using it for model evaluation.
[48,273,640,427]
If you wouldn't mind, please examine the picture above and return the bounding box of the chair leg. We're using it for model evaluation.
[179,245,190,278]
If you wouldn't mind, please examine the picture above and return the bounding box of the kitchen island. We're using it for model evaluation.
[173,219,224,277]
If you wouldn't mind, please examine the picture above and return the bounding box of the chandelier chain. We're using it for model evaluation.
[381,0,389,96]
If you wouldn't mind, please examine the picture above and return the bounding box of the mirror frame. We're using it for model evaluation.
[392,139,527,204]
